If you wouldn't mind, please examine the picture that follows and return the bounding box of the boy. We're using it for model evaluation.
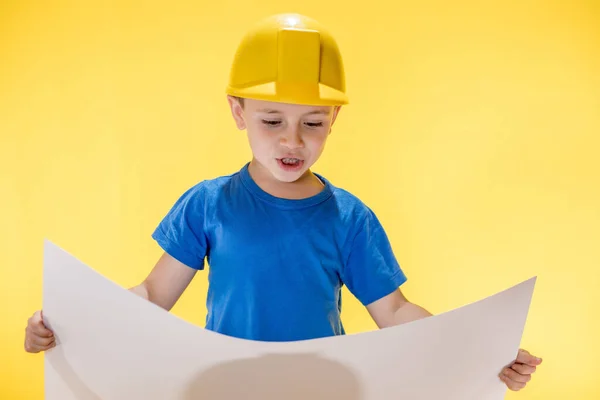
[25,13,542,392]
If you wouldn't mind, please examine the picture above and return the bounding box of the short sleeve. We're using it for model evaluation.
[342,209,407,306]
[151,184,208,270]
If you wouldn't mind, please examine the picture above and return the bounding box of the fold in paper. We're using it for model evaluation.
[43,240,535,399]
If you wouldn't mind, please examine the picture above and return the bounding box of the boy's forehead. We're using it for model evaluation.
[246,98,331,115]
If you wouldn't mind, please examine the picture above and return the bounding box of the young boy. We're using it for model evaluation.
[25,12,542,392]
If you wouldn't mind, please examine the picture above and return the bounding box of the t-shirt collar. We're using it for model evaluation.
[239,162,334,210]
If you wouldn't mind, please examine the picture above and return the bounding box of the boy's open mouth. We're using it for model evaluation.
[277,158,304,171]
[281,158,301,165]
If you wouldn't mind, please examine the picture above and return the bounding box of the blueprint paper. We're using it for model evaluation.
[43,240,535,399]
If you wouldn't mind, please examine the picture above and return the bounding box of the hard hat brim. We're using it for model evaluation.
[226,81,348,106]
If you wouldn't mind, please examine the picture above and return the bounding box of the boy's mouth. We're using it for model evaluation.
[281,158,301,165]
[277,158,304,171]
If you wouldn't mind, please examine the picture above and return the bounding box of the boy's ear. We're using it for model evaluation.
[329,106,342,133]
[227,95,246,130]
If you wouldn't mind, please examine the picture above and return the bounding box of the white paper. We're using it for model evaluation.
[43,239,535,400]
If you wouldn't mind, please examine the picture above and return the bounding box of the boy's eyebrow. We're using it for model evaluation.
[256,109,282,114]
[305,110,330,115]
[256,109,330,115]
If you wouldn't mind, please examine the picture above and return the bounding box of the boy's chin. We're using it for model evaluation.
[269,163,310,183]
[271,170,306,183]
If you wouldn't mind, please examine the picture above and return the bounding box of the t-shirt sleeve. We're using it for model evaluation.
[151,184,208,270]
[342,208,407,306]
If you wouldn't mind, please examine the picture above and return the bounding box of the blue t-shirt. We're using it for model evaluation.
[151,163,407,342]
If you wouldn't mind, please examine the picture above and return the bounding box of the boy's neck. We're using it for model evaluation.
[247,159,325,200]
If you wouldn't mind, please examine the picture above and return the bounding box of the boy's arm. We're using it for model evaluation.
[129,252,197,311]
[365,289,432,329]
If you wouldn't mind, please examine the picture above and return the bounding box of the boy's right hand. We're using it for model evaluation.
[24,310,55,353]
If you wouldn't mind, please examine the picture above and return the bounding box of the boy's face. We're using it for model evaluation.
[227,96,341,183]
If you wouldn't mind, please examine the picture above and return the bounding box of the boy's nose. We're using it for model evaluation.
[280,129,304,149]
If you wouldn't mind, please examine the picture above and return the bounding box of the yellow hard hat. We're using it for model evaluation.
[226,13,348,106]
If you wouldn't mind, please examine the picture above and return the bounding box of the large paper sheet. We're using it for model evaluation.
[43,240,535,400]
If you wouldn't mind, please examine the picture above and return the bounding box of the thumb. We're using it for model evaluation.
[516,349,542,366]
[35,310,49,329]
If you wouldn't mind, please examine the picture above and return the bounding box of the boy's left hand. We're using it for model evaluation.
[499,349,543,391]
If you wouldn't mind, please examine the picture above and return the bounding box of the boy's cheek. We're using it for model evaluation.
[306,135,329,151]
[249,128,275,142]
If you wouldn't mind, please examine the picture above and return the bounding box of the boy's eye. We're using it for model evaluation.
[262,120,281,126]
[261,120,324,128]
[305,122,324,128]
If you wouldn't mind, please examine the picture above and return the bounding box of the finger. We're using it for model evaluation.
[24,339,40,353]
[31,324,53,338]
[29,312,53,338]
[502,367,532,384]
[510,362,536,375]
[31,310,43,325]
[516,348,542,366]
[27,341,55,353]
[500,374,527,391]
[25,337,55,353]
[30,334,55,347]
[31,323,54,338]
[44,338,56,350]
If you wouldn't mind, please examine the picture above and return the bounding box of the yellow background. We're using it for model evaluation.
[1,0,599,398]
